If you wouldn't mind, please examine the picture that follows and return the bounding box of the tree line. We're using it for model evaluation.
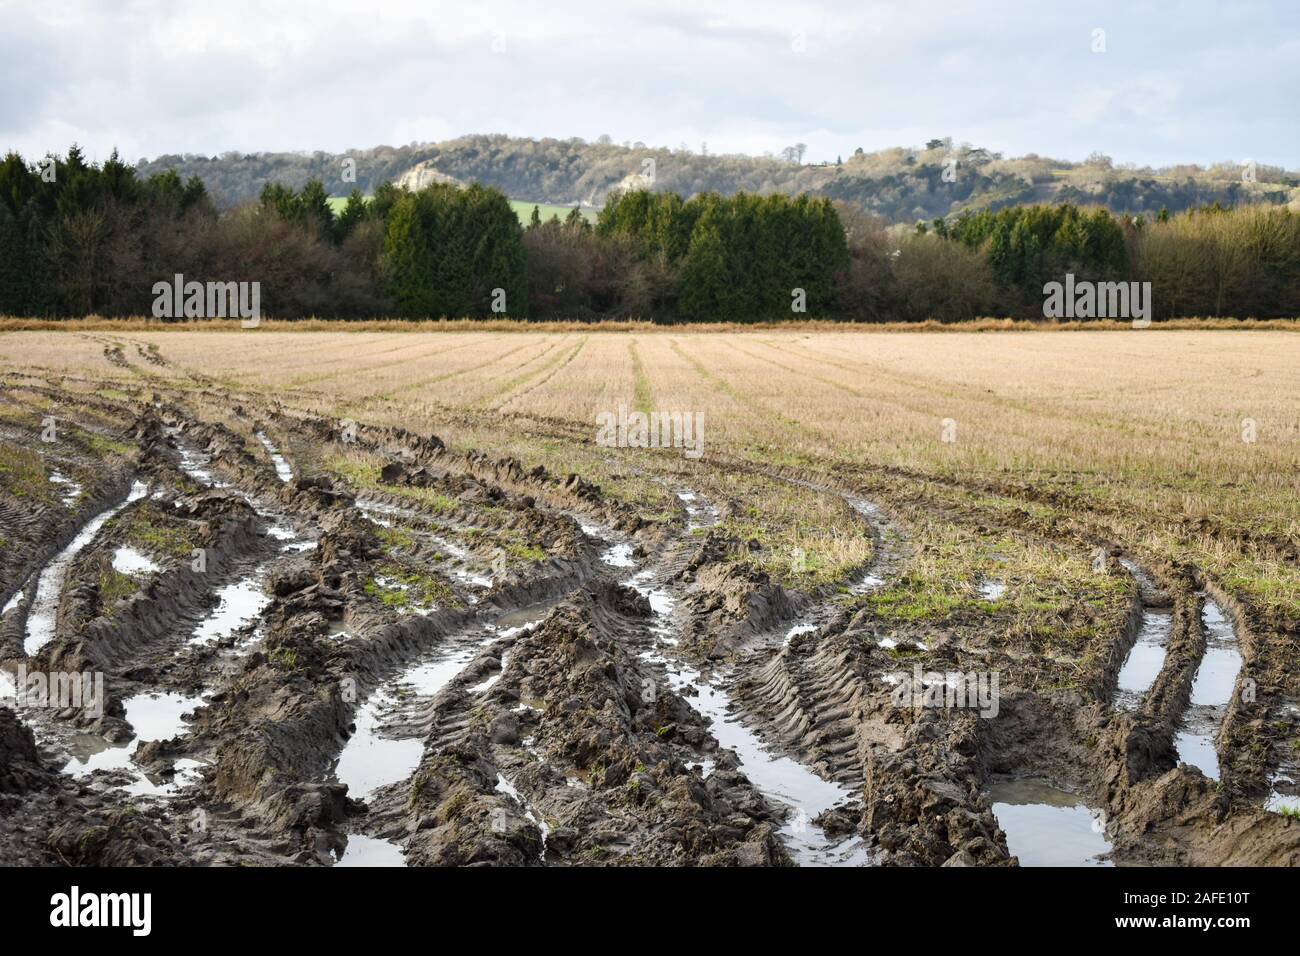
[2,146,1298,321]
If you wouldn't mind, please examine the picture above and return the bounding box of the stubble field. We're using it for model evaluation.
[1,325,1297,866]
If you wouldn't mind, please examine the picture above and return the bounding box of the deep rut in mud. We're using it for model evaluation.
[1,373,1297,867]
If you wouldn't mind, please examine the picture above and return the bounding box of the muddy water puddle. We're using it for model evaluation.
[112,546,160,575]
[989,779,1113,867]
[255,431,294,482]
[63,691,206,798]
[189,577,272,646]
[23,480,150,656]
[1265,783,1300,816]
[677,489,720,532]
[1114,609,1172,710]
[334,834,406,867]
[167,427,225,488]
[3,587,25,614]
[329,609,551,866]
[334,615,547,800]
[1175,600,1243,781]
[600,541,635,568]
[48,470,82,506]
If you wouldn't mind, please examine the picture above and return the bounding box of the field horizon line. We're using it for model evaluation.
[3,316,1299,335]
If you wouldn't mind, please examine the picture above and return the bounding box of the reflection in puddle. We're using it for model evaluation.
[330,610,550,868]
[1265,782,1300,816]
[1174,600,1243,781]
[48,470,82,506]
[256,431,294,483]
[112,546,160,576]
[600,542,635,568]
[334,615,548,801]
[1174,730,1220,780]
[2,588,25,614]
[1190,603,1243,705]
[334,834,405,867]
[334,697,425,802]
[1115,610,1171,709]
[989,779,1113,867]
[63,691,205,798]
[189,578,271,645]
[978,580,1005,601]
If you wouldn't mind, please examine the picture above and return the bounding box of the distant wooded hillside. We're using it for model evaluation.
[135,134,1299,224]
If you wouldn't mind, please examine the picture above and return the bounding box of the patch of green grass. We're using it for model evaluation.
[326,194,596,227]
[105,503,195,561]
[364,562,458,610]
[82,432,134,457]
[511,200,597,225]
[322,452,458,516]
[377,526,417,551]
[268,647,300,670]
[866,577,1013,622]
[505,542,546,563]
[628,341,654,414]
[97,567,138,613]
[0,446,57,503]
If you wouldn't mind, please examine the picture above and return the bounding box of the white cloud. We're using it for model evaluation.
[0,0,1294,168]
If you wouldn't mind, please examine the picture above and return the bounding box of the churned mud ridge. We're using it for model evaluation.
[2,376,144,430]
[0,402,138,616]
[864,711,1012,866]
[659,477,901,662]
[183,496,609,863]
[824,453,1300,567]
[135,341,167,367]
[1097,746,1300,865]
[158,403,297,501]
[727,599,1011,865]
[725,479,1142,866]
[734,610,899,788]
[2,375,1292,867]
[0,401,158,660]
[31,489,267,736]
[102,341,130,369]
[0,474,138,662]
[366,581,790,866]
[672,533,801,662]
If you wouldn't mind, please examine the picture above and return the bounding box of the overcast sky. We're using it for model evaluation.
[1,0,1295,168]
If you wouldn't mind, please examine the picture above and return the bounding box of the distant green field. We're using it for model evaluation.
[326,195,597,226]
[508,200,598,224]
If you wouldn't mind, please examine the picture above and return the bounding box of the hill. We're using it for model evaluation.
[137,134,1300,224]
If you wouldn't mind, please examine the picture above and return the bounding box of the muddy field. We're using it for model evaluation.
[1,327,1298,867]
